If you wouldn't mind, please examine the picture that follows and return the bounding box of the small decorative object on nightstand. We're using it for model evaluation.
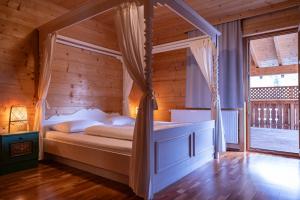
[8,105,29,133]
[0,131,39,175]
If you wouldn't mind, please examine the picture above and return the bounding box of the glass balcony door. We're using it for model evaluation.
[247,31,299,156]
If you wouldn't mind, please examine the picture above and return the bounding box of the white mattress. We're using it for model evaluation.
[45,131,132,155]
[85,121,188,141]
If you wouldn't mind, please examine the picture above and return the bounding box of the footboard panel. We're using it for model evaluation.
[153,120,215,193]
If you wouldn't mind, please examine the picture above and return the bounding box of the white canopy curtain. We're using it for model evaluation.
[122,65,133,116]
[115,1,153,199]
[189,38,226,155]
[33,32,57,160]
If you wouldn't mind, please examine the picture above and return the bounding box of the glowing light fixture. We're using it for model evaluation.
[8,105,28,133]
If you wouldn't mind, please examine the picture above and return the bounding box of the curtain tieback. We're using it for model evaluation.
[35,99,51,109]
[141,91,158,110]
[152,91,158,110]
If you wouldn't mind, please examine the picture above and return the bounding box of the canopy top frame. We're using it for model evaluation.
[38,0,221,42]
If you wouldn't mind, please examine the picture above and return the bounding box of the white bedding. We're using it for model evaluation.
[44,121,190,156]
[85,121,189,140]
[44,131,132,155]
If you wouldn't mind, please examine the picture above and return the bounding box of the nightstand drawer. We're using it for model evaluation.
[1,132,39,164]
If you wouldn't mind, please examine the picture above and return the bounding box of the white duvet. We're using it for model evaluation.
[85,125,133,140]
[85,121,188,141]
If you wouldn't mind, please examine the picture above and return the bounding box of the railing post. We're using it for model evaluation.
[269,108,272,128]
[290,102,295,130]
[275,108,278,129]
[263,108,267,128]
[258,107,261,128]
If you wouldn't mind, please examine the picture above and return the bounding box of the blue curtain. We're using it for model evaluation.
[217,20,244,109]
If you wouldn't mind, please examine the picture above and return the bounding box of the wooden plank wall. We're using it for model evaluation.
[47,43,123,119]
[0,0,122,132]
[0,0,62,132]
[243,6,300,36]
[129,49,187,121]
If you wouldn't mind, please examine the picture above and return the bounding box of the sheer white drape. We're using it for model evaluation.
[190,38,226,154]
[115,2,153,199]
[33,33,57,160]
[122,63,133,116]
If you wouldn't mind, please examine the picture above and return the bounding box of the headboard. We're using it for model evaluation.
[43,108,116,126]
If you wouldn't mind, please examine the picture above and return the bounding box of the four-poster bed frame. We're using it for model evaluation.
[37,0,221,198]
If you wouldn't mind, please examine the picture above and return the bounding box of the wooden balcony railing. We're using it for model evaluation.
[250,100,299,130]
[250,86,298,100]
[250,86,299,130]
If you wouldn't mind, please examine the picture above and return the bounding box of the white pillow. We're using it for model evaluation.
[101,113,120,125]
[51,120,103,133]
[110,116,135,126]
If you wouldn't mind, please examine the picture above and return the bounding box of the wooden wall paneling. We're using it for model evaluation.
[58,20,119,50]
[47,43,123,119]
[130,49,186,121]
[203,0,300,25]
[243,6,300,37]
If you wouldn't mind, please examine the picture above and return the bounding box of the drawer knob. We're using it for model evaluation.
[18,137,23,140]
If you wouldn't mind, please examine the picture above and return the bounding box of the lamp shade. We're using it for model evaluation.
[10,106,28,121]
[9,105,28,133]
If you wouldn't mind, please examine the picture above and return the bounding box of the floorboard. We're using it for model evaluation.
[0,152,299,200]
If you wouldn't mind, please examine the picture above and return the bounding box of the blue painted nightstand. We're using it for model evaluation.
[0,131,39,175]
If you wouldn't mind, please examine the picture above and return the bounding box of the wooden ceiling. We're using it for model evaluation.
[250,33,298,68]
[250,32,298,76]
[49,0,300,44]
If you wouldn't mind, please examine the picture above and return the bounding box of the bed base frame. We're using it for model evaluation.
[44,139,130,184]
[45,153,129,184]
[44,120,215,194]
[152,120,214,192]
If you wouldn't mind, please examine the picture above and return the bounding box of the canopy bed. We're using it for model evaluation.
[35,0,225,199]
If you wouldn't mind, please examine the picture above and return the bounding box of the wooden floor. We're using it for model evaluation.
[251,127,299,153]
[0,152,299,200]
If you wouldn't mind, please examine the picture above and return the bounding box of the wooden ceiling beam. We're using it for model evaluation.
[273,36,283,66]
[250,43,260,68]
[251,64,298,76]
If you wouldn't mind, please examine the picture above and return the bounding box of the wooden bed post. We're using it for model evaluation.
[144,0,155,197]
[213,36,220,159]
[144,2,154,102]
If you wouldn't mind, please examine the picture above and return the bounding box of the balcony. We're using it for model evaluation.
[250,86,299,153]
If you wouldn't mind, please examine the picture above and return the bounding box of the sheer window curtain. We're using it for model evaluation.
[190,39,226,154]
[186,31,211,108]
[33,33,57,160]
[115,2,153,199]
